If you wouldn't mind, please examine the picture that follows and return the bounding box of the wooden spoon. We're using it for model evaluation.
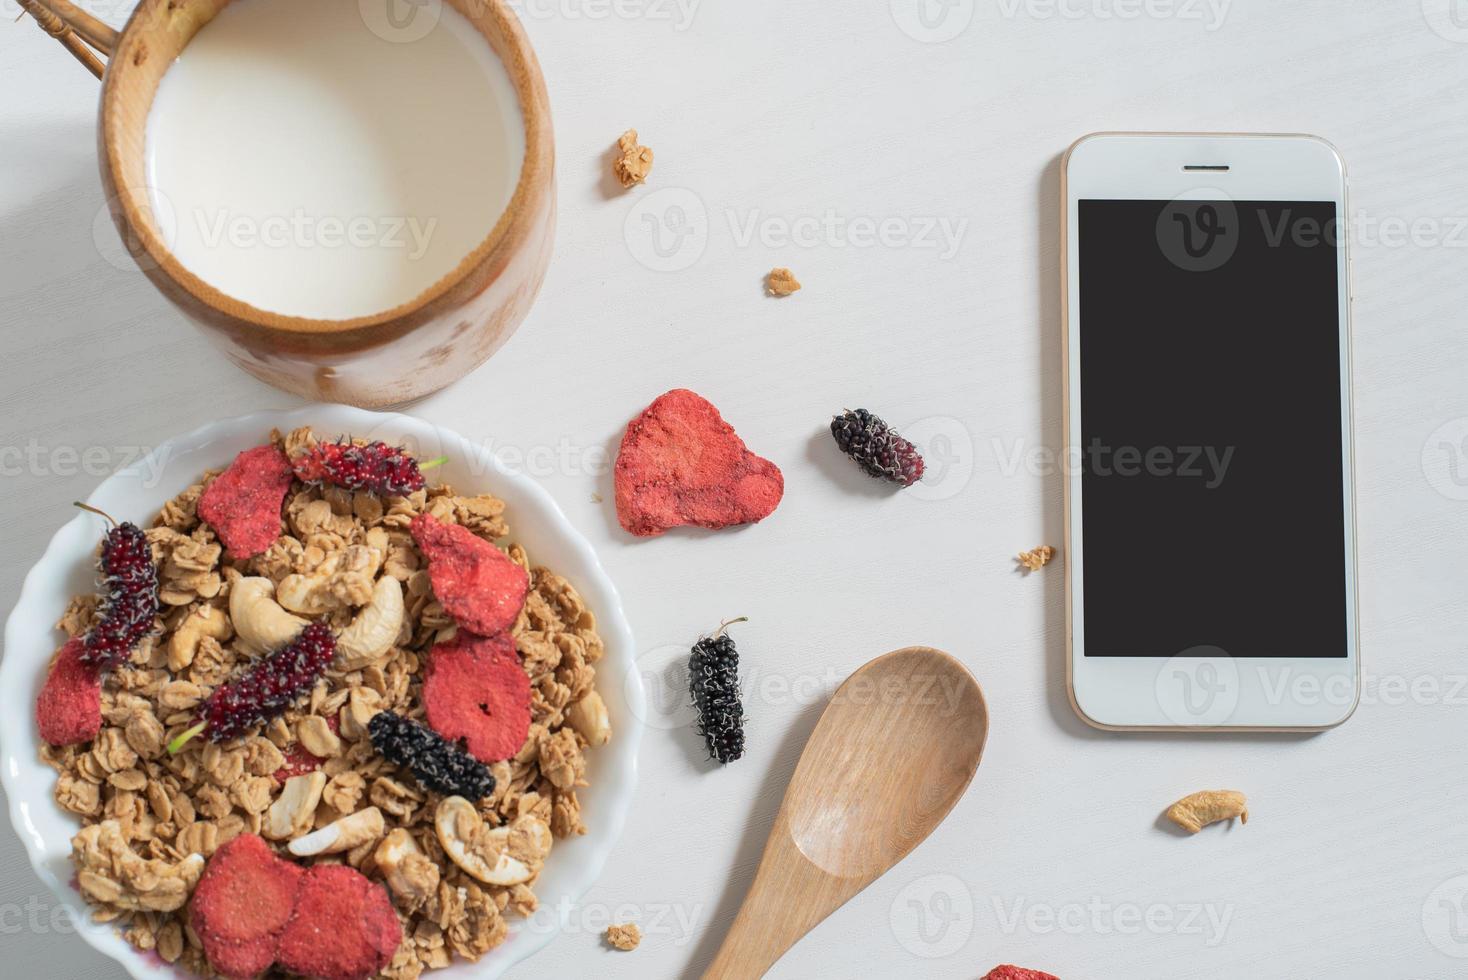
[703,646,988,979]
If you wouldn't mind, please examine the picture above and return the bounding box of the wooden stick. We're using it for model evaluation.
[16,0,105,78]
[23,0,118,55]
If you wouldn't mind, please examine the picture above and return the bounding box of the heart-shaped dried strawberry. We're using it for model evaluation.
[614,389,784,537]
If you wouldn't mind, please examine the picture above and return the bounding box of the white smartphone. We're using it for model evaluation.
[1061,132,1359,731]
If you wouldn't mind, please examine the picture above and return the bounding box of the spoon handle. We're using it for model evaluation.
[702,816,863,980]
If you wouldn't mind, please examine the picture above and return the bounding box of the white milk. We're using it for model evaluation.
[145,0,525,320]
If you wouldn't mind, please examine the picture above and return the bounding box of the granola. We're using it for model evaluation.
[765,267,801,297]
[604,922,641,951]
[38,427,609,979]
[612,128,654,187]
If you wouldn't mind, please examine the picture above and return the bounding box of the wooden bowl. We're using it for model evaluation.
[91,0,555,407]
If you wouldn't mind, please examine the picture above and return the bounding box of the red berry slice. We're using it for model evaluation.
[614,388,784,537]
[981,967,1061,980]
[190,834,303,978]
[276,865,401,980]
[422,632,532,762]
[410,513,529,636]
[198,444,295,560]
[36,638,102,747]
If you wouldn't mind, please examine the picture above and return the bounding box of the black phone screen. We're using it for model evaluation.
[1078,199,1348,659]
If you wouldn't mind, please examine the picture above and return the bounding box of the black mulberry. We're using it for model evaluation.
[829,408,926,487]
[689,618,747,764]
[368,711,497,800]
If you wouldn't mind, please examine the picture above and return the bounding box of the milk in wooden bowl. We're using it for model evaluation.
[97,0,554,405]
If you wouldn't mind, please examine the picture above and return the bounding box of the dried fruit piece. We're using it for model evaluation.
[689,618,747,764]
[1165,789,1249,834]
[410,513,529,636]
[605,922,642,950]
[197,445,294,560]
[369,710,498,800]
[73,505,159,671]
[830,408,925,487]
[422,632,532,762]
[612,128,654,187]
[276,864,401,980]
[615,388,785,537]
[36,638,102,747]
[189,833,304,979]
[981,967,1060,980]
[290,439,437,496]
[1017,545,1055,572]
[169,622,336,752]
[765,267,801,296]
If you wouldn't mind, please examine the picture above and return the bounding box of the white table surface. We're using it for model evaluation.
[3,1,1468,977]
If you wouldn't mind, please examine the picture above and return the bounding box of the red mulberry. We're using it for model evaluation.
[74,504,158,671]
[169,623,336,752]
[291,440,440,496]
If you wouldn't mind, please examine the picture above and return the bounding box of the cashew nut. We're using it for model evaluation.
[288,806,385,857]
[1165,790,1249,834]
[566,690,611,747]
[297,715,342,758]
[373,828,439,910]
[434,797,552,886]
[230,577,308,655]
[336,575,404,670]
[167,603,233,672]
[265,771,327,840]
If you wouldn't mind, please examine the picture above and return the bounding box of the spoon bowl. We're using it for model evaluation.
[704,646,987,978]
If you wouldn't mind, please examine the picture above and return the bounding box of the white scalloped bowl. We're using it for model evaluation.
[0,406,643,979]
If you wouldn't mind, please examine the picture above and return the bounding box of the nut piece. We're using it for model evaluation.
[765,267,801,297]
[604,922,641,951]
[434,796,552,886]
[565,690,611,747]
[1165,790,1249,834]
[265,771,327,840]
[612,128,654,187]
[297,715,343,758]
[336,575,404,670]
[1016,545,1056,572]
[230,576,308,654]
[373,828,440,911]
[168,603,233,671]
[72,820,206,912]
[288,805,385,857]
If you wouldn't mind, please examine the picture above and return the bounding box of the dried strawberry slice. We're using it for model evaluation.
[614,388,784,536]
[410,513,528,636]
[190,834,303,978]
[36,638,102,747]
[981,966,1061,980]
[197,445,294,560]
[422,631,532,762]
[276,865,400,980]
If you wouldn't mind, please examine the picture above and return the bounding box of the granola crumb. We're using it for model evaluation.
[604,922,641,951]
[1016,545,1055,572]
[612,129,654,188]
[766,267,801,297]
